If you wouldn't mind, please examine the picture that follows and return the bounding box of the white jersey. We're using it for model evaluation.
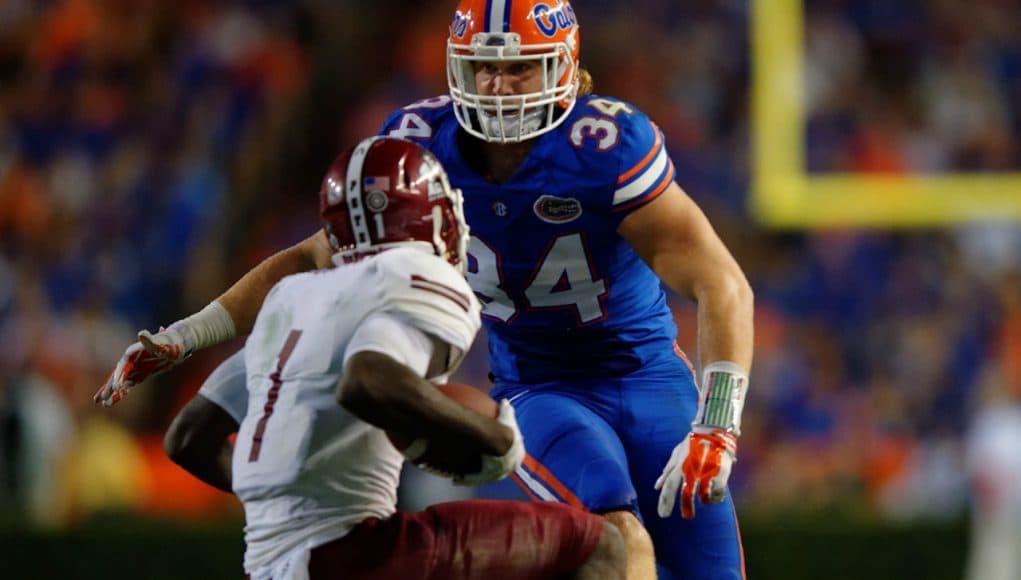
[964,403,1021,580]
[232,247,481,573]
[197,347,248,424]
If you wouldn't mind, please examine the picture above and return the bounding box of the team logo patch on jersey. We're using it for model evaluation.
[492,201,509,217]
[533,195,582,223]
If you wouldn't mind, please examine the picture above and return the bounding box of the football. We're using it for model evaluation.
[386,382,498,476]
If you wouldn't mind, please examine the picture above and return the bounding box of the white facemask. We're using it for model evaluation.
[448,30,579,144]
[476,107,547,142]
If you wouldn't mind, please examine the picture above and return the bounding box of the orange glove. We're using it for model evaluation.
[93,302,235,407]
[654,426,737,520]
[93,327,190,407]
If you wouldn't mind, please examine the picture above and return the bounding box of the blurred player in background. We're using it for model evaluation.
[163,136,627,580]
[96,2,753,578]
[964,374,1021,580]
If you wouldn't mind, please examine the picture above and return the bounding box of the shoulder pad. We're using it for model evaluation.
[565,95,676,213]
[378,96,454,144]
[374,248,481,357]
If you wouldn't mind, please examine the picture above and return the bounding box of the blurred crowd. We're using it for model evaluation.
[1,0,1020,531]
[805,0,1021,172]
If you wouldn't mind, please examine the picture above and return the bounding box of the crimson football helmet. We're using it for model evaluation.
[447,0,581,143]
[319,137,469,272]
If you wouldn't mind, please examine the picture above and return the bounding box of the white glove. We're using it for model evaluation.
[93,325,192,407]
[655,426,736,520]
[454,399,525,486]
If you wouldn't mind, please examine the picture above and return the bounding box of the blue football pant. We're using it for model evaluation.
[491,377,745,580]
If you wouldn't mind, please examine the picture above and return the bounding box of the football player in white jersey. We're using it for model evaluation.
[141,137,627,580]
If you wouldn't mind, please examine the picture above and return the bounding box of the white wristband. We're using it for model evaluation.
[170,301,237,352]
[694,361,749,436]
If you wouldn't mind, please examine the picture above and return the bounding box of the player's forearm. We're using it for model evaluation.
[216,232,327,336]
[176,441,233,493]
[212,441,234,492]
[356,387,511,456]
[339,353,513,456]
[164,438,233,492]
[164,395,238,492]
[165,233,327,354]
[655,254,753,372]
[619,184,753,371]
[694,271,754,372]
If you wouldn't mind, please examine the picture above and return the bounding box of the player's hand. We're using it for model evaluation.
[397,438,459,479]
[93,326,192,407]
[654,426,736,520]
[454,399,525,486]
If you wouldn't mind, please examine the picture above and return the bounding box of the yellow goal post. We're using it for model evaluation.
[751,0,1021,227]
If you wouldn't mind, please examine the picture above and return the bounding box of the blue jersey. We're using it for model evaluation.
[379,95,684,384]
[380,96,744,580]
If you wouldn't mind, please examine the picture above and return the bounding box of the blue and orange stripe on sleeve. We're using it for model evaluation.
[612,125,675,212]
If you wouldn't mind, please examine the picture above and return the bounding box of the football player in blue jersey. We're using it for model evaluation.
[96,1,753,578]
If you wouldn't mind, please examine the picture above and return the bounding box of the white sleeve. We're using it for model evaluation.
[343,311,435,379]
[197,348,248,424]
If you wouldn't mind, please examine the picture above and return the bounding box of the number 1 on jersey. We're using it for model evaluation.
[467,233,607,325]
[249,329,303,462]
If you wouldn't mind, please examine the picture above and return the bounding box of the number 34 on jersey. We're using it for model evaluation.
[383,95,667,330]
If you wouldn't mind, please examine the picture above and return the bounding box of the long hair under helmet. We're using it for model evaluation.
[447,0,581,143]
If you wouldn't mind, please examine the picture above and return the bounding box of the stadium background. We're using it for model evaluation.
[1,0,1019,578]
